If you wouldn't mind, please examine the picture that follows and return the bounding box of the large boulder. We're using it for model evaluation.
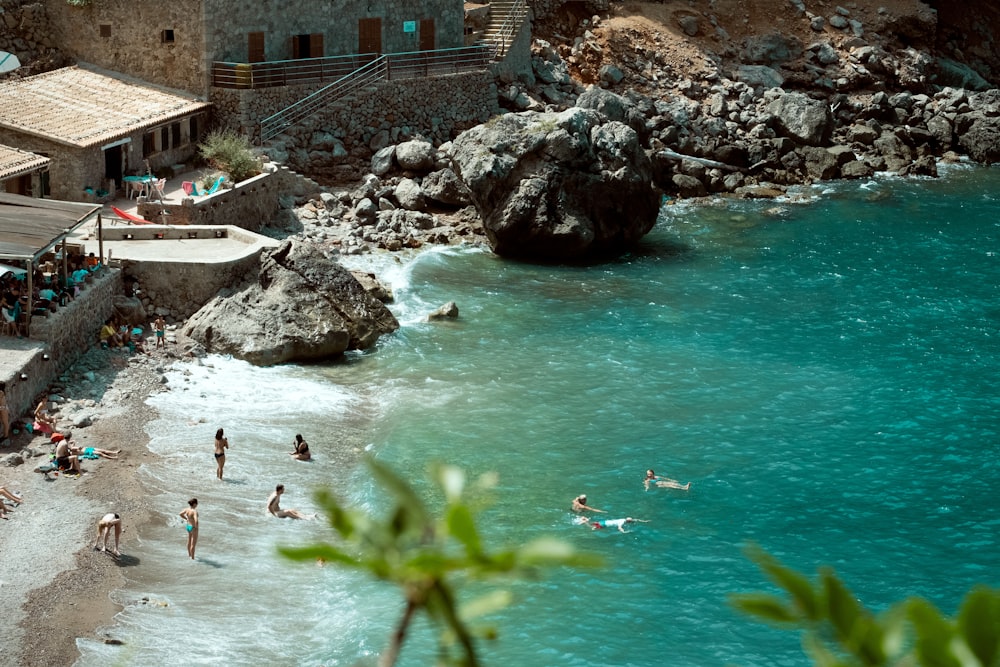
[449,108,659,260]
[767,92,833,146]
[395,140,436,172]
[182,240,399,366]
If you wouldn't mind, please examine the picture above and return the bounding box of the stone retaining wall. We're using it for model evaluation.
[136,167,295,229]
[1,270,124,423]
[119,227,277,321]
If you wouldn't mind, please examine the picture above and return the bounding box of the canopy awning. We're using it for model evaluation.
[0,193,101,264]
[0,261,27,278]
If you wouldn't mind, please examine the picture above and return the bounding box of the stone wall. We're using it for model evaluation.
[135,167,297,229]
[203,0,464,63]
[119,227,277,321]
[210,82,328,136]
[0,270,125,422]
[44,0,206,96]
[0,0,69,79]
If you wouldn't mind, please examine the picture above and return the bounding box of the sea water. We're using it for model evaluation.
[76,165,1000,667]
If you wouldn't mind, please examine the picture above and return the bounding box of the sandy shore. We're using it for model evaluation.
[0,342,189,667]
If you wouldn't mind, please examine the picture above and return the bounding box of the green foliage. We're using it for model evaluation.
[280,459,600,667]
[197,129,260,184]
[731,545,1000,667]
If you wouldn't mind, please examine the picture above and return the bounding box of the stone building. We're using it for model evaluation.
[44,0,465,98]
[0,144,49,196]
[0,65,210,202]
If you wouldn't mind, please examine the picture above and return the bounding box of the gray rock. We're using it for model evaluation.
[394,178,425,211]
[0,452,24,467]
[182,240,399,366]
[840,160,875,178]
[672,173,707,198]
[427,301,459,320]
[743,33,802,65]
[957,117,1000,164]
[422,168,472,206]
[395,140,437,172]
[354,197,377,224]
[735,65,784,89]
[599,64,625,85]
[677,15,699,36]
[450,108,659,260]
[371,146,396,176]
[767,92,833,145]
[933,58,992,92]
[829,15,848,29]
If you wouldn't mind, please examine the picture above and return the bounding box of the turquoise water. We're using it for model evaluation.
[76,166,1000,666]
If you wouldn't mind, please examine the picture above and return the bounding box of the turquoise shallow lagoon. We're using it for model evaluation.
[77,165,999,666]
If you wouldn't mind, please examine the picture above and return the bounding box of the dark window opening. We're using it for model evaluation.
[143,132,155,157]
[100,24,112,38]
[160,127,169,150]
[190,116,200,143]
[171,122,182,147]
[161,29,175,44]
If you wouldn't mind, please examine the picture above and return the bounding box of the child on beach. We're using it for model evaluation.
[180,498,198,559]
[153,315,166,348]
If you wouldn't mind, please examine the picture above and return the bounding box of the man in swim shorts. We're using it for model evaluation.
[54,432,81,474]
[571,494,606,513]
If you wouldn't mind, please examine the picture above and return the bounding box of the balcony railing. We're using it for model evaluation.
[213,45,492,90]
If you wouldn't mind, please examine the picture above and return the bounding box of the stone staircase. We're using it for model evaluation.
[481,0,528,59]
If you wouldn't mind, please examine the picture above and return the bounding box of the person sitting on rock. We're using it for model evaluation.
[99,319,121,348]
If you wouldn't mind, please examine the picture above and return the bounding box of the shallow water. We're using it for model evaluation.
[77,165,1000,666]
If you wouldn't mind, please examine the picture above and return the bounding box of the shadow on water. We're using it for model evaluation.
[195,557,224,569]
[221,477,249,486]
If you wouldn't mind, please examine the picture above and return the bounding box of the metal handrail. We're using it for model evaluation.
[257,45,493,144]
[212,53,378,89]
[488,0,528,59]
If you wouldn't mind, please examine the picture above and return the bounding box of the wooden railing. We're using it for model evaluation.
[256,45,493,143]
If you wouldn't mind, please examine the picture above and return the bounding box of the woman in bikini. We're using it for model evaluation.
[94,512,123,556]
[643,468,691,491]
[289,434,311,461]
[214,428,229,480]
[179,498,199,559]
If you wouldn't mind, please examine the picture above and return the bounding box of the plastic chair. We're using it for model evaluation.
[205,176,225,195]
[152,178,167,201]
[182,181,200,196]
[127,180,146,200]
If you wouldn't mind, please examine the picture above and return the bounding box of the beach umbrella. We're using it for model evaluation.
[0,52,20,74]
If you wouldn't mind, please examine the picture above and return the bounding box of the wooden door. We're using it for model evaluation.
[419,19,435,51]
[248,32,265,63]
[359,18,382,55]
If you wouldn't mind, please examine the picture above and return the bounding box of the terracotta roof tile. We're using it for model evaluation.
[0,65,211,148]
[0,144,49,181]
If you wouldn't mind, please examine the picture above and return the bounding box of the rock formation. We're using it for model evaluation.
[449,105,660,260]
[182,240,398,366]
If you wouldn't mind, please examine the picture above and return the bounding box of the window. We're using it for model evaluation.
[190,116,200,143]
[171,122,182,147]
[100,24,111,38]
[161,29,175,44]
[160,127,169,150]
[143,132,155,157]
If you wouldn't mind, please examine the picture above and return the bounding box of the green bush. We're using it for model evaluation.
[198,130,260,184]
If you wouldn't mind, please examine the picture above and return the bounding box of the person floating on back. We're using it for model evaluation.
[644,468,691,491]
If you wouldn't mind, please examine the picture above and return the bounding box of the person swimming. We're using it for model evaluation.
[644,468,691,491]
[571,494,606,513]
